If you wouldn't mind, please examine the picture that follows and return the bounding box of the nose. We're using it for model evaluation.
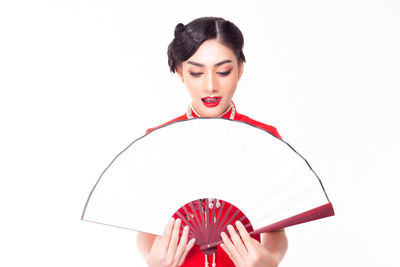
[205,72,218,94]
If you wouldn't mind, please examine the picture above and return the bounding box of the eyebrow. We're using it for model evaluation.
[187,59,233,67]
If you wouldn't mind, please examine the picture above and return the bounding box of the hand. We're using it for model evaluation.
[220,221,279,267]
[145,218,196,267]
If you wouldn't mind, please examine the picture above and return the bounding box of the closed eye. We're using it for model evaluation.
[218,70,231,76]
[189,70,232,77]
[190,72,202,77]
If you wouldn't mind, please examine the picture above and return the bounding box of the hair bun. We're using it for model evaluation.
[174,23,186,37]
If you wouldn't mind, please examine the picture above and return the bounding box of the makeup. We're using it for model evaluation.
[201,97,221,107]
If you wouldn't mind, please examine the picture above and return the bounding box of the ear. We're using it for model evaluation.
[238,60,244,80]
[176,63,184,82]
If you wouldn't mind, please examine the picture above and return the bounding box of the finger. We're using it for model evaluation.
[174,225,189,263]
[220,243,241,267]
[220,243,234,262]
[161,217,176,250]
[220,230,242,264]
[227,224,248,259]
[178,238,196,266]
[235,220,256,251]
[167,218,182,259]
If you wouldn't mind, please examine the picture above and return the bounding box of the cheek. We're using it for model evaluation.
[224,78,238,96]
[227,88,237,99]
[185,81,202,97]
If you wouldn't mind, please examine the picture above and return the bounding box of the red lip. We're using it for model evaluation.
[201,97,222,107]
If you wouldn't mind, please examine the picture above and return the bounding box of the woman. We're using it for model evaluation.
[137,16,288,267]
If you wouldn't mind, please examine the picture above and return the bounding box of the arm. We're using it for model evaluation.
[136,232,157,259]
[261,229,288,265]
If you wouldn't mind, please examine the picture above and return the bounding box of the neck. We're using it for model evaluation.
[186,101,236,119]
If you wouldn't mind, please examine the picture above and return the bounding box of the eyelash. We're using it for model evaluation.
[190,70,232,77]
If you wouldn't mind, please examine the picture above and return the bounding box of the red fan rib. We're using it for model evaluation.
[172,198,255,255]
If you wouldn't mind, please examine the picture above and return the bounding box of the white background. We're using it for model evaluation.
[1,0,399,266]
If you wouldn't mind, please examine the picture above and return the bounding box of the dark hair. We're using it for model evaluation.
[167,16,246,73]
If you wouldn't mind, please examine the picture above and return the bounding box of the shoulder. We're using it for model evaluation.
[145,114,187,135]
[235,113,282,140]
[145,112,282,139]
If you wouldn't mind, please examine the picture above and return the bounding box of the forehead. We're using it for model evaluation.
[184,39,237,67]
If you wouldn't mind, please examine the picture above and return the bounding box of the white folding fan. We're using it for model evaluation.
[82,118,334,254]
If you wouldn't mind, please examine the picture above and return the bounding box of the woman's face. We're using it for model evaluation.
[176,39,244,117]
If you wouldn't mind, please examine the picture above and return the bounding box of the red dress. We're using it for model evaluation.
[145,102,282,267]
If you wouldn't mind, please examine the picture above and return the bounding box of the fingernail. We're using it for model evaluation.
[170,217,175,222]
[235,220,241,226]
[176,218,181,223]
[191,238,196,243]
[227,224,233,230]
[184,225,189,230]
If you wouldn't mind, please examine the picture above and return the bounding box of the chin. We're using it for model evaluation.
[201,109,224,117]
[195,102,229,117]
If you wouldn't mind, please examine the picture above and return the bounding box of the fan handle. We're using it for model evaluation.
[200,202,334,251]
